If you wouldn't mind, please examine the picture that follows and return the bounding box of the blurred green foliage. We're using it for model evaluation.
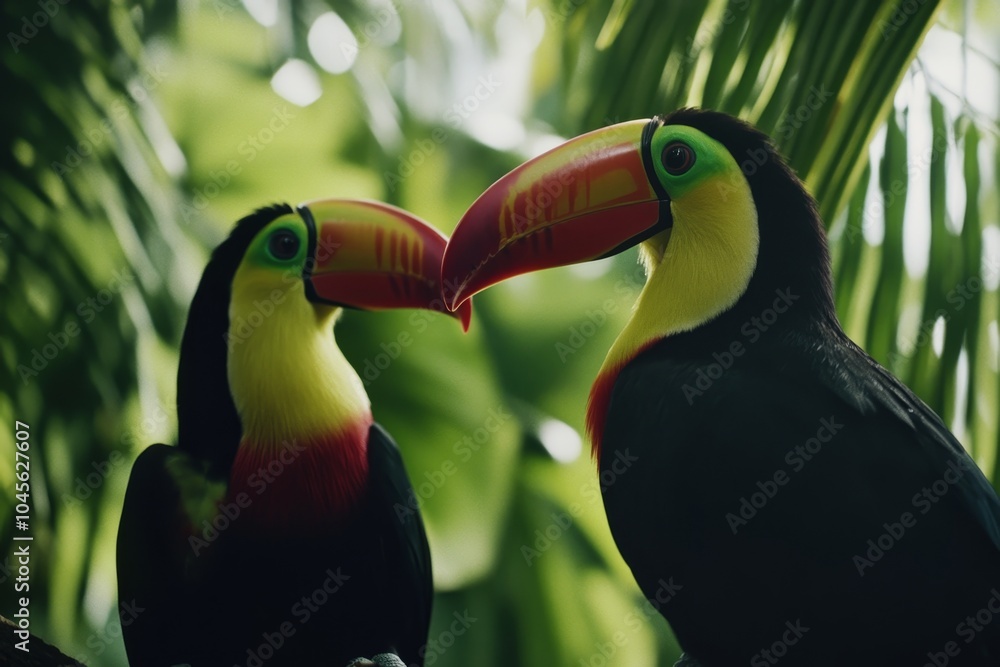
[2,0,999,665]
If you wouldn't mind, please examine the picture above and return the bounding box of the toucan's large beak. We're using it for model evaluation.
[441,119,671,310]
[300,199,471,331]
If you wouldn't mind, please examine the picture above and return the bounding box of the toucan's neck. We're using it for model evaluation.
[225,280,373,528]
[226,284,372,445]
[598,172,760,383]
[586,177,839,461]
[587,174,759,458]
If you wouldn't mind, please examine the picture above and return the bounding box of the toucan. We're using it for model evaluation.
[117,199,470,667]
[441,109,1000,665]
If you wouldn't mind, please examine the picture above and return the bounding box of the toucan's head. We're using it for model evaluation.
[178,199,469,475]
[442,109,835,338]
[442,109,838,456]
[229,199,471,330]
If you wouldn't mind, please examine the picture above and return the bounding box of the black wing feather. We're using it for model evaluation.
[366,423,433,664]
[818,333,1000,551]
[116,444,212,665]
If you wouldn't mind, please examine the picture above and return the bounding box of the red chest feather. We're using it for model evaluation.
[587,367,622,463]
[586,341,657,463]
[226,417,372,534]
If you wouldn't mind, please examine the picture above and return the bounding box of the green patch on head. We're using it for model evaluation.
[240,214,309,272]
[648,125,743,200]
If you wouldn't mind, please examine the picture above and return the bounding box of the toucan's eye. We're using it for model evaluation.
[267,229,300,261]
[661,142,695,176]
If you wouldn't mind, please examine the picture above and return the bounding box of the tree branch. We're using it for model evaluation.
[0,616,81,666]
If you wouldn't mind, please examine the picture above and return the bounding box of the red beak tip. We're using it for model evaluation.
[456,299,472,332]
